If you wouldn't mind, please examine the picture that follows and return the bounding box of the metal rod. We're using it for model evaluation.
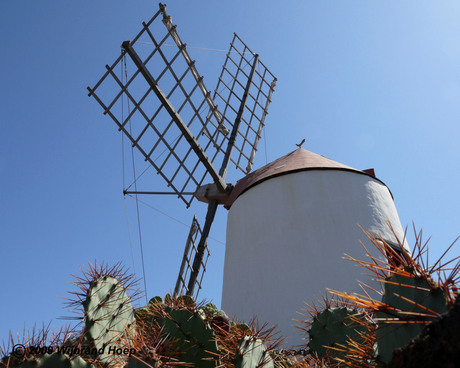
[124,191,195,195]
[122,41,227,193]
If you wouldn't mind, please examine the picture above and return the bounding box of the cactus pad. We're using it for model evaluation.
[16,353,94,368]
[376,272,448,363]
[235,337,274,368]
[83,275,135,364]
[162,307,218,367]
[308,307,368,361]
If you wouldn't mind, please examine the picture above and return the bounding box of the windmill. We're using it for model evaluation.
[87,3,277,300]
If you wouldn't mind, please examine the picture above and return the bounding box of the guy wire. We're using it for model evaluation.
[123,53,148,303]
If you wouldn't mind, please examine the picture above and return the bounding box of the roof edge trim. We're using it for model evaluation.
[224,167,394,210]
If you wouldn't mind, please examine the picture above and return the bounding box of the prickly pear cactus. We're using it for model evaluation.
[376,272,448,363]
[200,303,223,318]
[162,307,219,368]
[15,353,94,368]
[134,296,219,367]
[176,295,195,308]
[200,303,231,334]
[148,296,164,305]
[135,295,163,323]
[83,275,135,364]
[235,336,274,368]
[308,307,368,362]
[125,357,160,368]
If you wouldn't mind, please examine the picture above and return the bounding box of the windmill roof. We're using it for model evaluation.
[224,148,389,209]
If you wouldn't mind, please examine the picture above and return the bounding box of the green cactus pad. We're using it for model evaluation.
[200,303,219,316]
[177,295,196,308]
[15,361,37,368]
[235,336,274,368]
[200,303,226,318]
[83,276,135,364]
[308,307,368,361]
[149,296,163,304]
[16,353,94,368]
[36,353,69,367]
[125,357,160,368]
[162,307,218,368]
[236,323,251,333]
[376,273,448,363]
[164,294,173,305]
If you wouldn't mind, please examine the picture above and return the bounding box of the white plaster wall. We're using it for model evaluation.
[221,170,408,347]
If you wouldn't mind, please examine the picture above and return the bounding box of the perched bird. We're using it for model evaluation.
[296,138,306,148]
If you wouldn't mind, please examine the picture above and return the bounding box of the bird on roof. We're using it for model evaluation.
[295,138,306,148]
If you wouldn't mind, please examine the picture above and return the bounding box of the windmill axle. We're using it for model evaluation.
[195,183,233,205]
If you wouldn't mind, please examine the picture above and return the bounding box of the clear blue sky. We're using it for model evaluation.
[1,1,459,343]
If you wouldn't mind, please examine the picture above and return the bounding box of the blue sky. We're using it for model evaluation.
[1,1,459,343]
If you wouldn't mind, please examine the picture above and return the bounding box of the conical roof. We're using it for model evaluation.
[225,148,386,209]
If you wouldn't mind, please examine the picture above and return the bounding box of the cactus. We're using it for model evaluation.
[149,296,163,305]
[386,295,460,368]
[133,296,220,367]
[125,309,181,368]
[307,307,369,363]
[15,353,94,368]
[327,227,459,366]
[134,298,276,367]
[65,263,139,366]
[200,303,231,334]
[135,296,164,324]
[82,275,136,365]
[235,336,274,368]
[125,357,160,368]
[200,303,223,318]
[177,295,196,308]
[162,307,219,367]
[0,325,97,368]
[376,271,448,363]
[213,319,280,368]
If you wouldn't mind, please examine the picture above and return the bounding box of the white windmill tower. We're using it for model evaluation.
[221,148,410,346]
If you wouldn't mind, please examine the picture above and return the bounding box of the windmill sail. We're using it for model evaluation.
[173,216,210,299]
[88,4,276,207]
[208,33,277,174]
[88,5,228,207]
